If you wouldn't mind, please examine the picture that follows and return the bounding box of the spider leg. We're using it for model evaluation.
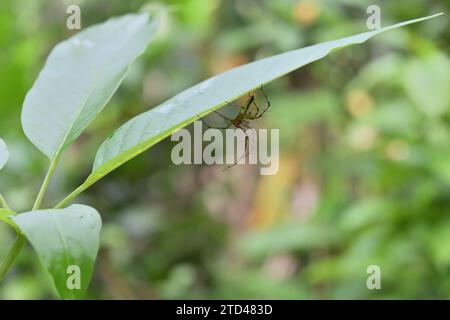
[222,162,237,172]
[247,100,260,118]
[254,85,271,119]
[243,126,258,161]
[237,124,257,163]
[223,124,257,172]
[242,122,251,130]
[223,124,246,172]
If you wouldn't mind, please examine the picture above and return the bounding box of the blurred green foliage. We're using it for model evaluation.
[0,0,449,299]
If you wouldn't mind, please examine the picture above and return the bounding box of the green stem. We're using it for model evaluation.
[0,234,26,282]
[32,157,60,211]
[0,158,60,282]
[55,183,88,209]
[0,194,10,210]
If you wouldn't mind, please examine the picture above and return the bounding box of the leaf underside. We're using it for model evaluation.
[12,205,102,299]
[74,14,442,196]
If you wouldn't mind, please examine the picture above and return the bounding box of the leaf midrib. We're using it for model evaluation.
[50,213,71,272]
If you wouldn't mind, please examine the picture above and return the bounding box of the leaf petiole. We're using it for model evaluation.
[0,157,60,282]
[55,183,87,209]
[33,156,60,211]
[0,234,26,282]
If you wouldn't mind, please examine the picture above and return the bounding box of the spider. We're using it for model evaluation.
[202,85,271,131]
[200,85,271,170]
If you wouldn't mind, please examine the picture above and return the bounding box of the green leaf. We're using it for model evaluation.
[0,138,8,170]
[57,13,442,207]
[12,205,102,299]
[21,12,159,160]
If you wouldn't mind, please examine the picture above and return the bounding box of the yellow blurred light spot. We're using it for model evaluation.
[345,89,375,118]
[247,154,298,230]
[348,126,378,151]
[293,0,321,26]
[386,139,410,161]
[210,54,248,75]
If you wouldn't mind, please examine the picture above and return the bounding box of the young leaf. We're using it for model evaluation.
[12,205,102,299]
[21,12,159,160]
[56,13,442,207]
[0,138,9,170]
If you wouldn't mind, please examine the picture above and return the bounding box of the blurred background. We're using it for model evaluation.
[0,0,449,299]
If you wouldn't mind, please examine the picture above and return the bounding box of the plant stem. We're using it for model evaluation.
[0,193,10,210]
[32,157,60,211]
[0,234,26,282]
[0,158,60,282]
[55,183,88,209]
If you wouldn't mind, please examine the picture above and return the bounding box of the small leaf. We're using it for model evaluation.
[0,138,9,170]
[21,12,159,160]
[12,205,102,299]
